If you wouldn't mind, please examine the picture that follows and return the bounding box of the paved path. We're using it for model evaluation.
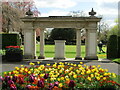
[1,58,120,75]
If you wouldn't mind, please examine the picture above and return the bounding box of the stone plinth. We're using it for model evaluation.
[54,40,66,60]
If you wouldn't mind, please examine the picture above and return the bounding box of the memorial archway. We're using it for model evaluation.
[21,9,101,60]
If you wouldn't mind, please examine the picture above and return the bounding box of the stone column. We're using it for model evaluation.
[24,27,36,59]
[75,29,82,60]
[84,28,98,60]
[38,28,45,59]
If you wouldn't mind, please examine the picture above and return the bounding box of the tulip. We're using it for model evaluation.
[10,84,17,90]
[0,76,4,81]
[4,76,11,82]
[37,80,44,88]
[8,80,14,87]
[26,85,31,90]
[48,83,54,90]
[68,80,75,88]
[29,75,35,83]
[54,81,59,87]
[44,73,49,79]
[12,76,17,82]
[18,77,24,84]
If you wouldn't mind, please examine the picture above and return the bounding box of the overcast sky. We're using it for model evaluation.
[34,0,119,27]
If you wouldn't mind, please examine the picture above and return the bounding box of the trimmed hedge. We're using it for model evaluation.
[0,33,21,49]
[107,35,118,59]
[118,36,120,58]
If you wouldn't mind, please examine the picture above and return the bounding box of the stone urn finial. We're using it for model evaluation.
[89,8,96,17]
[26,8,33,17]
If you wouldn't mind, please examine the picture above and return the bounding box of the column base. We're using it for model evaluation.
[75,56,82,60]
[84,56,98,60]
[24,55,35,59]
[38,56,45,59]
[54,57,66,60]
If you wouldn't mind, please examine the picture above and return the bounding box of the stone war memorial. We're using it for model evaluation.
[21,8,102,60]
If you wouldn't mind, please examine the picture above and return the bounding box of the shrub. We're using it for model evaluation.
[118,36,120,58]
[107,35,118,59]
[5,46,23,62]
[0,33,21,49]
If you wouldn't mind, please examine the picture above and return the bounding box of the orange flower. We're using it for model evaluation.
[53,86,62,90]
[65,80,70,84]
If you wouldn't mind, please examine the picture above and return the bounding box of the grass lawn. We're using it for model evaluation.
[35,44,107,58]
[112,58,120,64]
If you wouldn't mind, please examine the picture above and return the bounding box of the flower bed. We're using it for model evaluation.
[1,62,120,90]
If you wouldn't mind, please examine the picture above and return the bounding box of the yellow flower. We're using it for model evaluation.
[91,74,94,78]
[21,68,24,71]
[86,70,91,74]
[15,67,19,70]
[4,72,7,75]
[112,73,116,78]
[96,77,100,80]
[25,69,28,72]
[40,74,45,77]
[60,77,64,80]
[81,72,85,75]
[9,72,11,75]
[57,78,61,81]
[20,65,24,67]
[97,65,101,68]
[78,64,82,67]
[65,62,67,64]
[47,64,50,66]
[74,64,77,67]
[103,77,106,80]
[28,71,31,74]
[73,74,77,78]
[87,77,91,81]
[76,70,80,74]
[59,83,63,87]
[37,61,40,64]
[105,69,108,72]
[66,78,70,81]
[104,73,108,76]
[80,62,83,64]
[29,62,35,65]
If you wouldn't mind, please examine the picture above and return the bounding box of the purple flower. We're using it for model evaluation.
[48,83,54,90]
[44,73,49,79]
[37,80,44,88]
[68,80,75,88]
[54,81,59,87]
[0,76,4,81]
[8,80,14,87]
[26,85,31,90]
[12,76,17,82]
[29,75,35,83]
[4,76,11,82]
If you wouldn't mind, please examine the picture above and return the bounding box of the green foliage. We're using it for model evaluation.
[107,35,118,59]
[0,34,21,49]
[49,28,76,41]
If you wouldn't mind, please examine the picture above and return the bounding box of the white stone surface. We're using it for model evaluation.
[40,29,45,57]
[54,40,66,59]
[89,33,96,55]
[24,32,32,54]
